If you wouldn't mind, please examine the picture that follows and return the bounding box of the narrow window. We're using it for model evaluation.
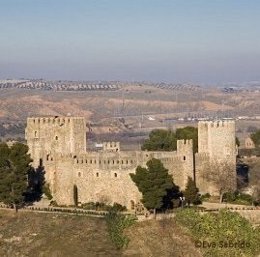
[96,173,99,177]
[183,156,186,161]
[114,173,117,178]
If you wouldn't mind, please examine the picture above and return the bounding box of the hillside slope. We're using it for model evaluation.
[0,210,201,257]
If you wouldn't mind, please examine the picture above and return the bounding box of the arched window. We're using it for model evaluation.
[55,136,58,140]
[183,156,186,161]
[34,131,38,137]
[114,173,117,178]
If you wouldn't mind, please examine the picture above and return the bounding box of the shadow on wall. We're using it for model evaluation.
[25,158,46,203]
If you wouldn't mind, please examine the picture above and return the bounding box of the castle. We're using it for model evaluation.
[25,117,237,210]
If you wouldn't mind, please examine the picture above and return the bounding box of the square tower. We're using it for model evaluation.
[25,117,86,166]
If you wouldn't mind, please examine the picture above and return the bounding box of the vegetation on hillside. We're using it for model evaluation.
[130,158,180,215]
[251,129,260,147]
[0,143,32,211]
[105,210,136,249]
[142,127,198,152]
[183,177,201,206]
[175,208,260,257]
[222,191,255,205]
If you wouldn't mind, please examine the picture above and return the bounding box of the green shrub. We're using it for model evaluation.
[105,210,136,250]
[110,203,127,212]
[176,208,260,257]
[200,193,211,201]
[43,183,53,200]
[223,191,253,205]
[81,202,127,212]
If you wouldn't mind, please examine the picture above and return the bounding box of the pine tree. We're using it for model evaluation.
[0,142,32,212]
[130,158,174,216]
[183,177,201,206]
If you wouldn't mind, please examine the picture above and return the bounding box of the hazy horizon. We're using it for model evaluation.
[1,0,260,85]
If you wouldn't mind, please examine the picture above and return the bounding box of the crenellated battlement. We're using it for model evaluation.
[198,120,235,129]
[177,139,193,155]
[177,139,193,148]
[27,116,85,126]
[102,141,120,152]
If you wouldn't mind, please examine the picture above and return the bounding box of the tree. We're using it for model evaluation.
[176,126,198,153]
[130,158,174,216]
[0,142,32,211]
[183,177,201,206]
[142,127,198,153]
[251,129,260,147]
[73,185,78,206]
[202,160,236,203]
[141,129,177,151]
[26,159,46,202]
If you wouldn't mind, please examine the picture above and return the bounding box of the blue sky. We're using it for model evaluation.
[0,0,260,84]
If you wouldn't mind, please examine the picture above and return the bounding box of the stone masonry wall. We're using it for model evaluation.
[26,117,237,207]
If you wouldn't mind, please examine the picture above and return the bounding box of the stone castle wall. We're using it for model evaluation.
[25,117,237,208]
[42,143,194,208]
[25,117,86,166]
[196,120,237,195]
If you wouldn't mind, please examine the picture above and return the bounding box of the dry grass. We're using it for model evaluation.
[0,210,203,257]
[0,210,121,257]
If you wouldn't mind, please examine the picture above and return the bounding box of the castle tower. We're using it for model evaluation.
[196,120,237,195]
[176,139,194,188]
[198,120,236,162]
[25,117,87,167]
